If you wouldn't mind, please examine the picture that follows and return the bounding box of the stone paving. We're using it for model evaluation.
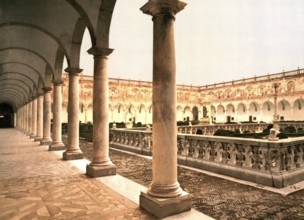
[76,138,304,220]
[0,129,156,220]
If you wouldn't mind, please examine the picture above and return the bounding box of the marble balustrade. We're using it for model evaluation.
[110,128,304,188]
[178,122,304,135]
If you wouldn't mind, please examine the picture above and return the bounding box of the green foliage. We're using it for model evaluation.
[214,129,235,137]
[276,133,288,139]
[282,126,296,133]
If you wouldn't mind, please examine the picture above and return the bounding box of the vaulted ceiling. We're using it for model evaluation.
[0,0,117,111]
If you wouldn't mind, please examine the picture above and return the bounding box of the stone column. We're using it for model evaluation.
[63,68,84,160]
[86,47,116,177]
[27,101,32,136]
[30,97,37,138]
[49,80,65,151]
[22,105,26,133]
[35,94,44,141]
[40,87,53,145]
[25,103,29,134]
[140,1,191,218]
[21,106,24,132]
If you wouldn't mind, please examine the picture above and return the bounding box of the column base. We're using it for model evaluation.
[40,139,52,145]
[86,164,116,177]
[139,191,192,219]
[34,136,42,142]
[63,150,84,160]
[49,142,66,151]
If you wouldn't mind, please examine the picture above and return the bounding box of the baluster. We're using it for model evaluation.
[214,142,222,163]
[188,139,195,157]
[193,140,200,158]
[228,143,236,165]
[222,143,228,164]
[198,141,205,159]
[204,142,211,160]
[252,146,260,169]
[177,136,184,155]
[182,139,189,156]
[243,145,253,168]
[236,144,244,166]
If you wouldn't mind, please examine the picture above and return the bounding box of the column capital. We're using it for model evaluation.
[87,47,114,58]
[42,87,52,93]
[64,67,83,76]
[141,0,186,17]
[53,79,64,86]
[32,95,37,100]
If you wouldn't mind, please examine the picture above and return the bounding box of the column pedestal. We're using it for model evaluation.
[140,191,191,219]
[63,68,84,160]
[139,1,191,218]
[86,47,116,177]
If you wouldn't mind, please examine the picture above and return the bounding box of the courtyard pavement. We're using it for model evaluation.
[0,129,211,220]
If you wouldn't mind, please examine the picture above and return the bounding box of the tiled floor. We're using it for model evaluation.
[0,129,212,220]
[0,129,156,220]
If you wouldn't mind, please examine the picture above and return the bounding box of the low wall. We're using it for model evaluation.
[178,122,304,135]
[110,128,304,188]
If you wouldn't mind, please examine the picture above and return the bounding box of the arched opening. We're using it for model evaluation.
[0,103,14,128]
[226,104,235,123]
[248,102,259,122]
[278,100,291,121]
[192,106,199,121]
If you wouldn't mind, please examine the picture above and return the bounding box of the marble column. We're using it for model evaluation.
[63,68,84,160]
[139,1,191,219]
[35,94,44,141]
[86,47,116,177]
[40,88,53,145]
[27,101,32,136]
[23,105,26,133]
[49,80,65,151]
[21,106,24,132]
[25,103,29,134]
[30,97,37,138]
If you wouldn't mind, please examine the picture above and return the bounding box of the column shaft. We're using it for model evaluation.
[49,81,65,151]
[35,95,43,141]
[27,101,32,135]
[25,103,29,134]
[63,69,84,160]
[149,13,181,197]
[139,1,191,218]
[31,98,37,138]
[86,47,116,177]
[40,88,52,145]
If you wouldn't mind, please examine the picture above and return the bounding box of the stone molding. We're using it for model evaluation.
[87,47,114,58]
[64,67,83,76]
[141,0,187,17]
[42,87,52,93]
[53,79,64,86]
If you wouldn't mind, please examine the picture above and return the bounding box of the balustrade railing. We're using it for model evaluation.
[110,129,152,155]
[110,128,304,188]
[178,123,270,135]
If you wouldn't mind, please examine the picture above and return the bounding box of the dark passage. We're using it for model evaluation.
[0,103,14,128]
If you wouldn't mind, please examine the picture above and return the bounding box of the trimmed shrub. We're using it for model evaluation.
[214,129,235,137]
[283,126,296,133]
[276,133,288,139]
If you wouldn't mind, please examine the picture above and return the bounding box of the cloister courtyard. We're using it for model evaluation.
[1,128,304,219]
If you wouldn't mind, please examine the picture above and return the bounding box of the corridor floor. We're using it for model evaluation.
[0,129,157,219]
[0,129,211,220]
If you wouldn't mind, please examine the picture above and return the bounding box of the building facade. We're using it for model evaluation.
[58,68,304,125]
